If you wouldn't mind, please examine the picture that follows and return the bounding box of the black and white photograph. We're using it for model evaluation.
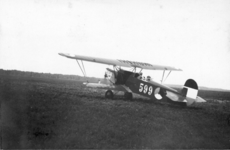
[1,0,230,149]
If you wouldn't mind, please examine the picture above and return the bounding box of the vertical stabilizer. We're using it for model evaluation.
[181,79,198,105]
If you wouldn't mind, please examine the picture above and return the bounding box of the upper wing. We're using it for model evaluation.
[59,53,182,71]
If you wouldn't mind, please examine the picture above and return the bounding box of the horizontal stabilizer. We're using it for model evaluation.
[166,79,206,106]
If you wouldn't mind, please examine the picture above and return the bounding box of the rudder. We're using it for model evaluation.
[181,79,199,105]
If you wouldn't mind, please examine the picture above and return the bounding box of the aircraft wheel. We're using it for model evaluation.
[124,92,133,100]
[105,90,114,99]
[159,89,167,99]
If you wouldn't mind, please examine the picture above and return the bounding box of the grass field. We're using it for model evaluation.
[1,75,230,149]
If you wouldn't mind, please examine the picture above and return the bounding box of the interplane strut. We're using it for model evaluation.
[161,70,172,83]
[76,60,87,77]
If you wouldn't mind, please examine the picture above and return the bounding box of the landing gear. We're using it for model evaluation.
[153,88,166,100]
[159,89,167,98]
[105,90,114,99]
[124,92,133,100]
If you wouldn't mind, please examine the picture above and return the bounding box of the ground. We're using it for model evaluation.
[1,76,230,149]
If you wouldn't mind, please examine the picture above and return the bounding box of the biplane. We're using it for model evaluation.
[59,53,206,106]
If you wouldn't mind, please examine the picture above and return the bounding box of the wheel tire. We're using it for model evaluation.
[105,90,114,99]
[159,89,167,99]
[124,92,133,100]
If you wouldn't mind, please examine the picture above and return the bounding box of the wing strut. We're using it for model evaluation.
[161,70,165,83]
[139,68,143,73]
[132,67,136,72]
[163,70,171,82]
[81,60,87,76]
[161,70,172,83]
[76,60,86,77]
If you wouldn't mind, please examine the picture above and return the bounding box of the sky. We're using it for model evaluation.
[0,0,230,89]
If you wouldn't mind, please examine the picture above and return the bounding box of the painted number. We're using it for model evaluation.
[139,83,153,95]
[148,86,153,95]
[139,83,144,92]
[144,85,148,93]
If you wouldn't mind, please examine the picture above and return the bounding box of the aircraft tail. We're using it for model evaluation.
[181,79,199,106]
